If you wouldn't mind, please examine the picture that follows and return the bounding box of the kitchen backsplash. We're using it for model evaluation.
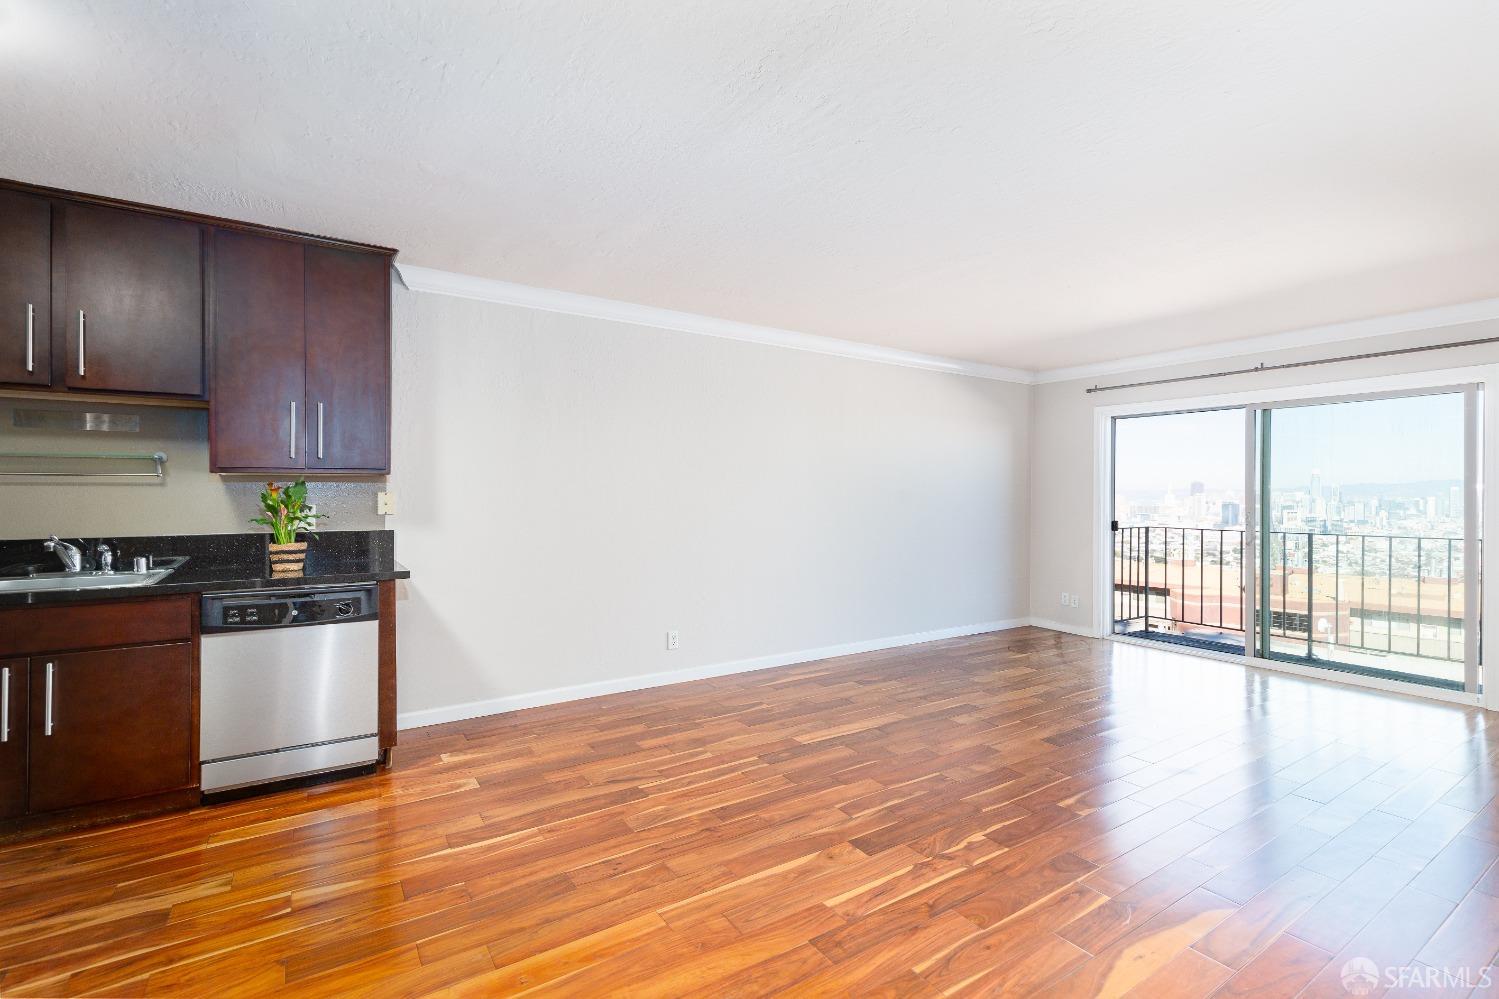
[0,398,385,539]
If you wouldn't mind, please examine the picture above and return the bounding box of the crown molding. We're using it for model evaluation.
[1031,296,1499,385]
[394,263,1032,383]
[395,263,1499,389]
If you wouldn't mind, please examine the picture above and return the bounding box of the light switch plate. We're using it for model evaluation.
[377,491,395,516]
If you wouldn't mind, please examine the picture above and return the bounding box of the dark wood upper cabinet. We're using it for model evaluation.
[58,202,205,396]
[0,659,25,822]
[210,230,308,471]
[0,189,52,387]
[0,178,393,470]
[209,239,390,473]
[27,643,193,814]
[305,246,391,473]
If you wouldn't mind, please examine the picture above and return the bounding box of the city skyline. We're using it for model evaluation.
[1114,396,1468,538]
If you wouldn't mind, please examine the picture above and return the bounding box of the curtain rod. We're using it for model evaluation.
[1084,333,1499,394]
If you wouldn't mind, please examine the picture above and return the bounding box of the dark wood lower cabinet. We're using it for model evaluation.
[0,595,193,658]
[27,643,194,814]
[0,586,393,837]
[0,659,25,821]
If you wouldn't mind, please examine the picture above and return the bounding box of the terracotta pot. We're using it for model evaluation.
[268,540,308,576]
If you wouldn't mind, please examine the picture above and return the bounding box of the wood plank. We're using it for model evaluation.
[1039,887,1240,998]
[1119,946,1232,999]
[1192,865,1335,969]
[1286,856,1417,954]
[1214,933,1332,997]
[1298,887,1459,999]
[1411,888,1499,981]
[0,628,1490,998]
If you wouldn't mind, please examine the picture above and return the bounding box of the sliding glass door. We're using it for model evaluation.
[1111,408,1247,654]
[1111,383,1482,696]
[1248,387,1481,692]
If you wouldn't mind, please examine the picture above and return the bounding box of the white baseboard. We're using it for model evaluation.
[396,617,1031,730]
[1025,616,1099,638]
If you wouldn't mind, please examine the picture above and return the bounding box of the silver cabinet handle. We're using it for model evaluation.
[317,402,325,459]
[77,310,86,377]
[1,666,9,743]
[289,401,297,460]
[44,661,54,736]
[25,304,34,373]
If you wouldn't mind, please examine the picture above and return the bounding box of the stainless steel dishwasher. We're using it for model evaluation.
[200,584,380,795]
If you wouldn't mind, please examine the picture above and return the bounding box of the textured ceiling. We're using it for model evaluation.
[3,0,1498,371]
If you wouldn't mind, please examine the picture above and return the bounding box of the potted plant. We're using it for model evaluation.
[252,480,323,575]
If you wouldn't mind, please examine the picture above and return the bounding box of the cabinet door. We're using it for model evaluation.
[29,643,193,814]
[0,660,25,821]
[305,246,390,472]
[0,190,51,386]
[59,202,204,396]
[210,229,307,471]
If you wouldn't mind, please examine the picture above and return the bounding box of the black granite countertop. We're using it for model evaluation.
[0,530,409,608]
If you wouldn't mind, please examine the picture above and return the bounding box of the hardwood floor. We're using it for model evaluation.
[2,627,1498,996]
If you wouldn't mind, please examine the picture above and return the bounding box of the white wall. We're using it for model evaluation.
[389,287,1031,726]
[1029,316,1499,635]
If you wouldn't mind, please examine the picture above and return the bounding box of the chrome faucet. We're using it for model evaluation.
[95,542,114,573]
[44,536,84,573]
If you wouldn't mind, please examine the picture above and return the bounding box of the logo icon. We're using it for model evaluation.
[1341,958,1380,995]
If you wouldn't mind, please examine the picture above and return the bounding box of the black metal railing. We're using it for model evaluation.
[1113,526,1470,664]
[1113,526,1244,634]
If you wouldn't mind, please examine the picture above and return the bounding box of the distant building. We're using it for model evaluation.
[1220,501,1241,527]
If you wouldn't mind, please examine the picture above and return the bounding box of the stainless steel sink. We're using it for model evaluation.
[0,556,187,593]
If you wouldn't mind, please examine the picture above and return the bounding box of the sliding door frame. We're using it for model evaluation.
[1092,362,1499,710]
[1247,384,1479,691]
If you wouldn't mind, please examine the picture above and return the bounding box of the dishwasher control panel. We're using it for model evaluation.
[201,584,380,633]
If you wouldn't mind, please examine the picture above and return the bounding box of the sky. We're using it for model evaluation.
[1113,393,1466,495]
[1114,407,1243,495]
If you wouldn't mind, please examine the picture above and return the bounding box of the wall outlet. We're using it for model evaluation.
[1060,592,1070,607]
[666,630,680,651]
[377,491,395,516]
[1069,593,1081,608]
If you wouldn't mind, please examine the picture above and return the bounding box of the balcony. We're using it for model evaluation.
[1113,526,1472,689]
